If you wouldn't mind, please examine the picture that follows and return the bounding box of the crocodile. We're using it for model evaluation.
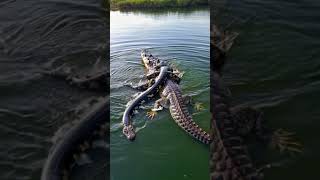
[210,24,302,180]
[122,49,211,144]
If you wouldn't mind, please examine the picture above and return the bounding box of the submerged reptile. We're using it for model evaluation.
[210,25,302,180]
[122,50,211,144]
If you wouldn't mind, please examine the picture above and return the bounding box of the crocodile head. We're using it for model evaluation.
[123,125,136,141]
[141,49,163,71]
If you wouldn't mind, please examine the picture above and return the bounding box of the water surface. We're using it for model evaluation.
[110,9,210,180]
[215,0,320,179]
[0,0,107,179]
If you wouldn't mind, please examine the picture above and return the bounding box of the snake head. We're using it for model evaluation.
[123,125,136,141]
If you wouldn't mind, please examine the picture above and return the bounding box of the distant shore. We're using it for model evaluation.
[109,0,208,10]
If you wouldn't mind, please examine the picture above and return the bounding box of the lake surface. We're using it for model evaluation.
[214,0,320,179]
[0,0,107,179]
[110,9,210,180]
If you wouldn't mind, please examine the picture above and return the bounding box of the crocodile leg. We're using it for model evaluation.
[231,106,303,154]
[146,97,169,119]
[193,102,204,112]
[153,97,169,110]
[172,68,184,79]
[125,79,155,91]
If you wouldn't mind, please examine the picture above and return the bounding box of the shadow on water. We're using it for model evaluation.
[0,0,108,179]
[214,0,320,179]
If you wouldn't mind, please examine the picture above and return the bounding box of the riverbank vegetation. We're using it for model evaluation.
[110,0,208,10]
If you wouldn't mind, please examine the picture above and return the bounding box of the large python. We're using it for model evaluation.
[122,50,211,144]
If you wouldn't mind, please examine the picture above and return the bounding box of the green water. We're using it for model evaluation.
[215,0,320,179]
[110,9,210,180]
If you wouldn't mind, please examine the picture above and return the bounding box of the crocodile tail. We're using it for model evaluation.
[177,117,212,144]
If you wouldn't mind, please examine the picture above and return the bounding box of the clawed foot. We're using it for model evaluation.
[270,129,303,154]
[194,102,204,112]
[146,110,157,119]
[173,69,185,78]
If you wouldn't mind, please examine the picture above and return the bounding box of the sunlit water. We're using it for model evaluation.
[110,9,210,180]
[215,0,320,179]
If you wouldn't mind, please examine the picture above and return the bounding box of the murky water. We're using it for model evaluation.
[110,9,210,180]
[2,0,317,179]
[0,0,107,179]
[214,0,320,179]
